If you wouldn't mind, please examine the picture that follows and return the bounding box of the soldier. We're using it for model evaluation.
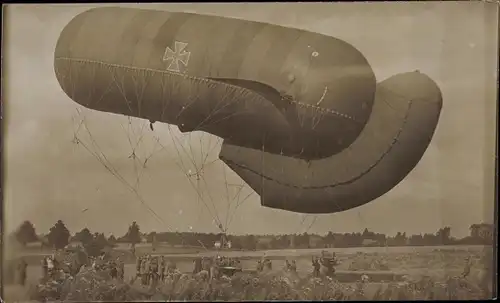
[320,252,339,277]
[284,260,292,272]
[290,260,297,273]
[109,260,118,279]
[167,259,177,275]
[159,256,166,282]
[235,258,242,271]
[201,257,212,280]
[312,256,321,277]
[150,256,159,286]
[52,255,60,272]
[256,260,263,273]
[144,255,151,285]
[265,258,272,271]
[41,257,48,280]
[210,256,220,281]
[18,258,28,286]
[119,259,125,281]
[461,256,472,278]
[193,257,202,274]
[136,256,142,280]
[47,256,55,278]
[140,256,148,285]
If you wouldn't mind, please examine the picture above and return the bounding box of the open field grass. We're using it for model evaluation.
[3,245,493,301]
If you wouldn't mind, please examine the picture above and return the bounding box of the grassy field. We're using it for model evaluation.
[4,245,493,301]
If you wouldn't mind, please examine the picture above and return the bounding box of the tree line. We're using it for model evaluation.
[13,220,493,255]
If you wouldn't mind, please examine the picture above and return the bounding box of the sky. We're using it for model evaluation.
[2,2,498,239]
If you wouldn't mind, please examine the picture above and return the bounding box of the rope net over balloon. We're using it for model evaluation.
[64,62,257,240]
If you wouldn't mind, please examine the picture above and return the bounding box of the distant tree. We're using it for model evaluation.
[81,233,109,257]
[125,221,141,246]
[47,220,71,249]
[15,220,38,246]
[95,233,108,247]
[108,235,117,244]
[73,228,93,246]
[409,234,424,246]
[147,231,157,243]
[362,228,370,238]
[271,235,290,249]
[362,228,376,240]
[85,233,108,257]
[325,231,335,246]
[436,227,452,245]
[241,235,256,250]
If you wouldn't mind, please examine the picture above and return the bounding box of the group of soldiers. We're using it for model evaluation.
[192,255,244,280]
[312,251,339,277]
[39,252,126,281]
[40,255,60,280]
[254,250,338,277]
[164,252,337,280]
[135,254,178,286]
[257,258,273,272]
[24,249,340,288]
[90,253,126,280]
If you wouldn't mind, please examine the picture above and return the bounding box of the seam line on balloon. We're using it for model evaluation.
[220,100,413,190]
[54,57,357,122]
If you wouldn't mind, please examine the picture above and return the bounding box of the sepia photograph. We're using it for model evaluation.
[1,2,498,301]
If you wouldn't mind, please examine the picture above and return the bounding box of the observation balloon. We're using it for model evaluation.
[54,7,442,214]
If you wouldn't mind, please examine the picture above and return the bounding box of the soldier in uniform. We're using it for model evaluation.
[136,256,142,280]
[320,252,339,277]
[150,256,159,286]
[461,256,472,278]
[290,260,297,273]
[144,255,151,285]
[41,257,48,280]
[47,256,55,278]
[312,256,321,277]
[109,260,118,279]
[201,257,212,279]
[210,256,220,281]
[115,257,124,281]
[159,256,166,282]
[193,257,202,274]
[52,255,60,272]
[18,258,28,286]
[256,260,263,273]
[140,256,148,285]
[167,258,177,275]
[264,258,272,271]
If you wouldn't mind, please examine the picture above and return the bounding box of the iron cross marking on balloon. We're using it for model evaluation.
[163,41,191,73]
